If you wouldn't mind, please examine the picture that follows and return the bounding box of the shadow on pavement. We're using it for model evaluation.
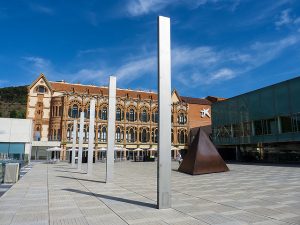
[57,175,106,183]
[63,188,157,209]
[54,170,86,174]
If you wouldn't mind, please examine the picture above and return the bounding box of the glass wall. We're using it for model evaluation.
[0,143,25,160]
[212,76,300,145]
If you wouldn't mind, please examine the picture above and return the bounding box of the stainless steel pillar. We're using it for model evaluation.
[87,99,96,175]
[106,76,116,182]
[157,16,171,209]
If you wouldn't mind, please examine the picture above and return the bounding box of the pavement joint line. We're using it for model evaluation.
[173,189,296,225]
[47,164,50,225]
[100,171,210,225]
[66,166,130,225]
[5,164,33,225]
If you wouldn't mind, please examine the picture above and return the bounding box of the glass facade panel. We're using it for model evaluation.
[281,116,293,133]
[212,76,300,145]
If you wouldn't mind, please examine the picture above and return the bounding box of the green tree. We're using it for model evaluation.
[10,110,17,118]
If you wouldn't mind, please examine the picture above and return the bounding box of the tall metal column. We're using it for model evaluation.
[157,16,172,209]
[106,76,116,183]
[87,99,96,175]
[78,112,84,171]
[71,119,77,167]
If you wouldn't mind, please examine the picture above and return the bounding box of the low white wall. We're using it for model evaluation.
[0,118,33,143]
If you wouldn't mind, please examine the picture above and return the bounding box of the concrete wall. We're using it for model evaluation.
[0,118,33,143]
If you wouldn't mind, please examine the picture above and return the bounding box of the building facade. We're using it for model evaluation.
[0,118,33,162]
[212,76,300,163]
[27,74,213,160]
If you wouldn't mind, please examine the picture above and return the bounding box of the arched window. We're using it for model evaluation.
[97,125,101,141]
[126,108,136,122]
[178,129,187,144]
[116,107,124,121]
[152,110,158,123]
[71,104,79,118]
[178,112,187,125]
[101,126,107,142]
[126,127,136,143]
[140,109,149,122]
[37,85,46,93]
[84,125,88,142]
[99,106,108,120]
[115,127,124,142]
[152,128,158,143]
[140,127,149,143]
[67,124,72,141]
[84,106,90,118]
[171,129,174,143]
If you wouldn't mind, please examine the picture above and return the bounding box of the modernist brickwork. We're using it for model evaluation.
[27,74,215,159]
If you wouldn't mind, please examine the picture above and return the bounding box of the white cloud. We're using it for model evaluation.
[172,46,218,68]
[21,34,299,90]
[275,9,292,27]
[77,48,104,57]
[125,0,231,17]
[207,68,235,83]
[275,8,300,29]
[174,34,300,87]
[115,56,156,83]
[22,57,52,74]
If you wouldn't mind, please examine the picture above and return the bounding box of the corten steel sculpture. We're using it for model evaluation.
[178,128,229,175]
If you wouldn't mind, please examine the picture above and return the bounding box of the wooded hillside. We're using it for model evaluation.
[0,86,28,118]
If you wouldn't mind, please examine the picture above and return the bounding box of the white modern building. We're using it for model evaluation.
[0,118,33,162]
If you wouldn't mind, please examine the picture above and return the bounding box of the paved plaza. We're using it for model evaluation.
[0,161,299,225]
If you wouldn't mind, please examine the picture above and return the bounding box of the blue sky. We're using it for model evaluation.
[0,0,300,98]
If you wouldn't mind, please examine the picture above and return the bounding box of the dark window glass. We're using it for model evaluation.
[127,128,136,142]
[140,109,148,122]
[38,86,46,93]
[128,109,135,122]
[178,130,186,144]
[101,127,107,142]
[243,122,252,136]
[152,111,158,123]
[281,116,293,133]
[72,105,78,118]
[116,108,122,121]
[140,128,149,143]
[254,121,263,135]
[178,113,187,125]
[116,127,121,142]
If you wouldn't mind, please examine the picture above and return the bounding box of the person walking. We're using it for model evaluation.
[176,152,182,165]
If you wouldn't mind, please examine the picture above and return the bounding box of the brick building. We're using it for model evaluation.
[27,74,215,160]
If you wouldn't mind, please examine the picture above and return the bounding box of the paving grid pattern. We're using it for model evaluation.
[0,161,299,225]
[0,164,33,197]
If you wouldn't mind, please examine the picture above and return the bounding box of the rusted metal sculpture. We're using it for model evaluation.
[178,128,229,175]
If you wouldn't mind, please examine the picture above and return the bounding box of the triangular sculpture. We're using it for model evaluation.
[178,128,229,175]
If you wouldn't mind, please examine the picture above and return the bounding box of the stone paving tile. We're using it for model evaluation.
[50,217,89,225]
[193,212,241,224]
[0,212,14,225]
[10,212,48,225]
[0,161,300,225]
[85,214,128,225]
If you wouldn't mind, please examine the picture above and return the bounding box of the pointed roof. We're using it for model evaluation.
[171,89,181,103]
[178,128,229,175]
[28,73,53,92]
